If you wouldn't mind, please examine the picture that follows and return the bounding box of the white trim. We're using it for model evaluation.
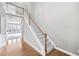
[23,39,44,56]
[55,47,77,56]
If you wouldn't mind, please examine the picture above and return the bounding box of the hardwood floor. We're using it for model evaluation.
[47,49,69,56]
[0,39,69,56]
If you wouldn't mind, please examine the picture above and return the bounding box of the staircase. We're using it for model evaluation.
[1,2,56,56]
[24,9,55,55]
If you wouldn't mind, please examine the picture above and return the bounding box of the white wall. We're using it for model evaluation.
[1,15,6,34]
[0,3,6,34]
[29,2,79,55]
[0,3,5,15]
[0,15,6,48]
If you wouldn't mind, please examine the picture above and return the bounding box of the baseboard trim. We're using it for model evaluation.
[23,39,44,56]
[55,47,77,56]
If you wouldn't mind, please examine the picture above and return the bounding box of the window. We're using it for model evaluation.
[6,15,22,34]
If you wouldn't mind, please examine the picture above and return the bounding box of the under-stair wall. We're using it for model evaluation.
[23,18,45,55]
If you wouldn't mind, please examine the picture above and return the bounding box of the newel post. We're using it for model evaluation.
[44,33,47,56]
